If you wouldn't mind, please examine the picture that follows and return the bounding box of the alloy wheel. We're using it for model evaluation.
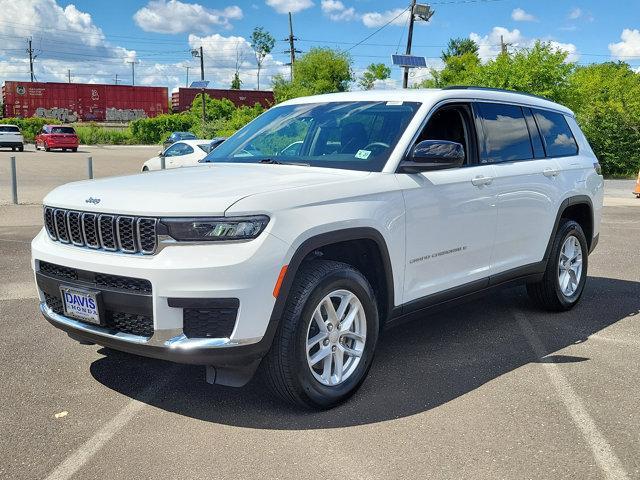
[558,235,583,296]
[305,289,367,386]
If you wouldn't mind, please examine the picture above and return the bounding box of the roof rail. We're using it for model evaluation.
[442,85,552,102]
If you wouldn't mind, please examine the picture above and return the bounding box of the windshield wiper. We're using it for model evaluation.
[259,158,309,166]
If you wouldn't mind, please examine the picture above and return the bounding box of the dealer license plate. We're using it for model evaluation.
[60,286,100,325]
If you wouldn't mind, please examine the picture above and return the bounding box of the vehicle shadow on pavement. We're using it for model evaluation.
[90,276,640,429]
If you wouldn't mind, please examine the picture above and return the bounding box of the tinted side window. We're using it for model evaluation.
[523,108,545,158]
[533,109,578,157]
[477,103,533,163]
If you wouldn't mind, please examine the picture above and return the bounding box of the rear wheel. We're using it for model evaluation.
[71,147,77,152]
[527,219,588,311]
[44,144,51,152]
[263,259,379,409]
[18,145,23,152]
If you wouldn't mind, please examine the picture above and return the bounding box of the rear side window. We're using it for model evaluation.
[533,109,578,157]
[0,125,20,132]
[477,103,533,163]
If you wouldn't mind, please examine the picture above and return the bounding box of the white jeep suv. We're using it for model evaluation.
[32,88,603,409]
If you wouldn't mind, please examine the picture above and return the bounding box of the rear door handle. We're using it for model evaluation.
[543,168,560,178]
[471,175,493,186]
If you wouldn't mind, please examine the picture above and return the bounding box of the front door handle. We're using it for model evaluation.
[471,175,493,186]
[543,168,560,178]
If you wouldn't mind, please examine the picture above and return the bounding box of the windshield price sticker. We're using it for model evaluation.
[355,149,371,159]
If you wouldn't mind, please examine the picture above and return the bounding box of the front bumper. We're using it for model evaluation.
[32,227,290,382]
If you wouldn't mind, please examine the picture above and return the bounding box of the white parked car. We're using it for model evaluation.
[32,88,603,409]
[141,139,218,171]
[0,124,24,151]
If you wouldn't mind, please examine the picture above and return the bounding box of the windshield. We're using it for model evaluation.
[201,101,421,172]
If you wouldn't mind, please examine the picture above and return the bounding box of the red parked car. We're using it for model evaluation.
[35,125,79,152]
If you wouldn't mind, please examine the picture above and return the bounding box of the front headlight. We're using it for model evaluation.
[160,215,270,241]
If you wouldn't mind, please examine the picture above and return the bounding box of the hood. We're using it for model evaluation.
[43,163,370,216]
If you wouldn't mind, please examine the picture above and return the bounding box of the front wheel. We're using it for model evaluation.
[44,144,51,152]
[527,219,588,311]
[262,259,379,409]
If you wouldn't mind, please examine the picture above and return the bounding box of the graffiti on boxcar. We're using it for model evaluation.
[34,107,78,123]
[105,108,147,121]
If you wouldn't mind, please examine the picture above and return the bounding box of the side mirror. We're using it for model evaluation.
[400,140,465,173]
[158,150,164,157]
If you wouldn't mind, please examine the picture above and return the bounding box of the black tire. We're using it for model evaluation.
[262,259,379,409]
[72,147,77,152]
[142,166,149,172]
[527,219,588,311]
[18,145,23,152]
[45,144,50,152]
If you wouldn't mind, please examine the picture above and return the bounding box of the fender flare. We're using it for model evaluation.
[268,227,395,329]
[543,195,594,262]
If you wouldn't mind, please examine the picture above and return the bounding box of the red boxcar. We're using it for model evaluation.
[171,88,274,112]
[2,81,168,122]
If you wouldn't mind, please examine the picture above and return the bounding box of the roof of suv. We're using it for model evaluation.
[279,88,573,116]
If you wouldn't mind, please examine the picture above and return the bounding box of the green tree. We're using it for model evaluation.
[250,27,275,90]
[272,48,354,102]
[230,72,242,89]
[441,37,479,61]
[474,41,575,103]
[566,62,640,177]
[358,63,391,90]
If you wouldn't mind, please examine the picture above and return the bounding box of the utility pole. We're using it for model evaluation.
[185,65,190,87]
[27,38,35,82]
[127,60,137,85]
[403,0,417,89]
[284,12,301,81]
[114,74,119,85]
[68,69,71,83]
[500,35,510,55]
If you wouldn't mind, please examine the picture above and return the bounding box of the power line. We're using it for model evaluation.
[346,6,410,53]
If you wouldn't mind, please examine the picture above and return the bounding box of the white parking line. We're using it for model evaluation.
[515,312,630,480]
[45,367,177,480]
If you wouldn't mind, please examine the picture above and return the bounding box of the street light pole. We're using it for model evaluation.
[403,0,417,89]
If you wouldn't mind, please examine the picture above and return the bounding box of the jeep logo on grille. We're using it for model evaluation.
[85,197,101,205]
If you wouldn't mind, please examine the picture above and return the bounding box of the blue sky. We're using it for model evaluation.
[0,0,638,91]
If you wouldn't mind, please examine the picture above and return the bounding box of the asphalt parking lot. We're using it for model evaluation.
[0,144,159,205]
[0,170,639,479]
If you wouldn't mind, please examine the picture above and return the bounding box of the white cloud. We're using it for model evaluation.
[469,26,579,63]
[361,8,410,28]
[568,7,582,19]
[0,0,279,94]
[265,0,314,14]
[321,0,357,21]
[133,0,242,34]
[567,7,593,22]
[189,34,288,89]
[609,29,640,60]
[511,8,536,22]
